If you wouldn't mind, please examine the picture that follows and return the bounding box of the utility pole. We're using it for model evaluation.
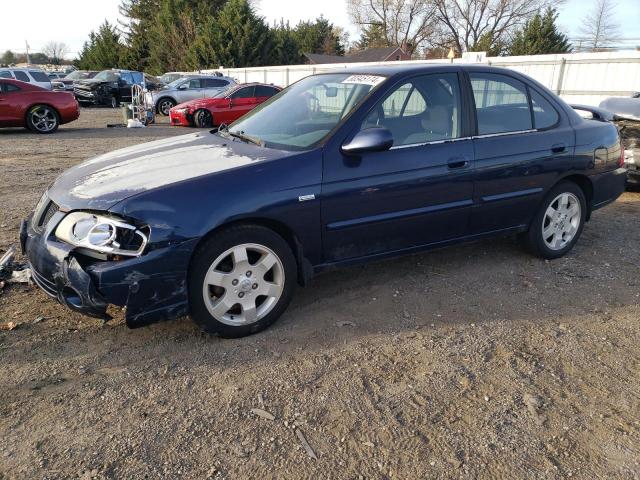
[25,40,31,65]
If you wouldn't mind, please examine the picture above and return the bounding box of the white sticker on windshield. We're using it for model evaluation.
[341,75,385,86]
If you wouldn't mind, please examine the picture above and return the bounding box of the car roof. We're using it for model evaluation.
[330,63,522,78]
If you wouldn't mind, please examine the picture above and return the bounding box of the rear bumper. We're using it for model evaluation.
[22,217,197,328]
[591,167,628,210]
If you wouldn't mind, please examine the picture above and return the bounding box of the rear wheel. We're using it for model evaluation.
[26,105,59,134]
[157,98,175,116]
[526,181,586,259]
[193,109,213,128]
[188,225,297,338]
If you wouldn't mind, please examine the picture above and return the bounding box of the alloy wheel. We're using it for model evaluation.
[542,192,581,250]
[29,106,58,133]
[159,100,173,116]
[202,243,285,326]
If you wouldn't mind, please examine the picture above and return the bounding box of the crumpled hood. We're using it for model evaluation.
[74,79,109,89]
[48,132,293,211]
[174,97,220,111]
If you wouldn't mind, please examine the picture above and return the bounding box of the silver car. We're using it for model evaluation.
[0,68,52,90]
[149,75,237,115]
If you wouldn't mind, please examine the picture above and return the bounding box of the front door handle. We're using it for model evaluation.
[551,143,567,154]
[447,156,469,169]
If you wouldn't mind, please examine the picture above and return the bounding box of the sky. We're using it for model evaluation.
[1,0,639,59]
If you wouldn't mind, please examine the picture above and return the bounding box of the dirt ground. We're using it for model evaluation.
[0,109,639,479]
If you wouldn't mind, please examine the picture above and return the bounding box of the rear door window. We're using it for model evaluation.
[29,70,50,82]
[13,71,30,82]
[470,73,532,135]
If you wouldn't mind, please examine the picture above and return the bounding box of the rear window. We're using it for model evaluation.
[13,71,29,82]
[29,71,51,82]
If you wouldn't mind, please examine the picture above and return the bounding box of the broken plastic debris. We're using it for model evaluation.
[296,429,317,460]
[8,269,32,284]
[250,408,275,421]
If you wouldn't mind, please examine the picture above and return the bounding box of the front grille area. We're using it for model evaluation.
[30,267,58,298]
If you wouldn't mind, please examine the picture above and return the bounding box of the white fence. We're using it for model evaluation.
[204,50,640,107]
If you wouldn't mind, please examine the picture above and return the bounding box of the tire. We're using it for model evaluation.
[110,95,119,108]
[193,109,213,128]
[157,98,175,116]
[26,105,60,134]
[188,225,297,338]
[526,181,587,259]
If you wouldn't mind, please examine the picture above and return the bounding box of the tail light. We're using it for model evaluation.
[619,142,625,168]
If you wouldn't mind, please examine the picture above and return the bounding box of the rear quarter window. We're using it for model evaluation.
[13,71,30,82]
[29,71,51,82]
[530,89,560,129]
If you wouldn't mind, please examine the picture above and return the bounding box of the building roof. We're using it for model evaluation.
[304,47,408,65]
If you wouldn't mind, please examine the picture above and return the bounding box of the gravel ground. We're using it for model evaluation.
[0,109,639,479]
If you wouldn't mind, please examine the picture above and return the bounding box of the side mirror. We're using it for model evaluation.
[341,128,393,155]
[178,84,188,90]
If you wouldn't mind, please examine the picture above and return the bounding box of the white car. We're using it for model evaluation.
[148,75,236,116]
[0,68,52,90]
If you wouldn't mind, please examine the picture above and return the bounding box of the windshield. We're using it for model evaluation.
[226,73,386,150]
[94,71,120,82]
[166,78,188,89]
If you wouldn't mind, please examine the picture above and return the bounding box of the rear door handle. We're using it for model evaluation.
[447,157,469,169]
[551,143,567,154]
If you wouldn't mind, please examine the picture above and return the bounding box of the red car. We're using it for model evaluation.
[169,83,282,128]
[0,79,79,133]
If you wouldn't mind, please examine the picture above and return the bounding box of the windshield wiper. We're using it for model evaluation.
[227,130,264,147]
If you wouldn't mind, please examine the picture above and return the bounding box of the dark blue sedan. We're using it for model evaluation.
[22,64,627,337]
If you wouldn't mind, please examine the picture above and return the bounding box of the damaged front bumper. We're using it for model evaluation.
[21,217,198,328]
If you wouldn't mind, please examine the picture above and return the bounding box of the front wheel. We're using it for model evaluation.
[526,182,587,259]
[26,105,59,134]
[188,225,297,338]
[193,109,213,128]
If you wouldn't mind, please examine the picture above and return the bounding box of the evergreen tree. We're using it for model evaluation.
[118,0,159,71]
[354,23,387,50]
[1,50,17,65]
[472,32,507,57]
[270,20,304,65]
[509,8,572,56]
[294,16,345,56]
[207,0,273,68]
[76,21,124,70]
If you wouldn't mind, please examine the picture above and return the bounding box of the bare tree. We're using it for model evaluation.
[432,0,561,54]
[347,0,438,55]
[43,41,69,65]
[578,0,620,50]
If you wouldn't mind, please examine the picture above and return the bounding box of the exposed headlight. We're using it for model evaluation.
[55,212,149,258]
[174,107,190,114]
